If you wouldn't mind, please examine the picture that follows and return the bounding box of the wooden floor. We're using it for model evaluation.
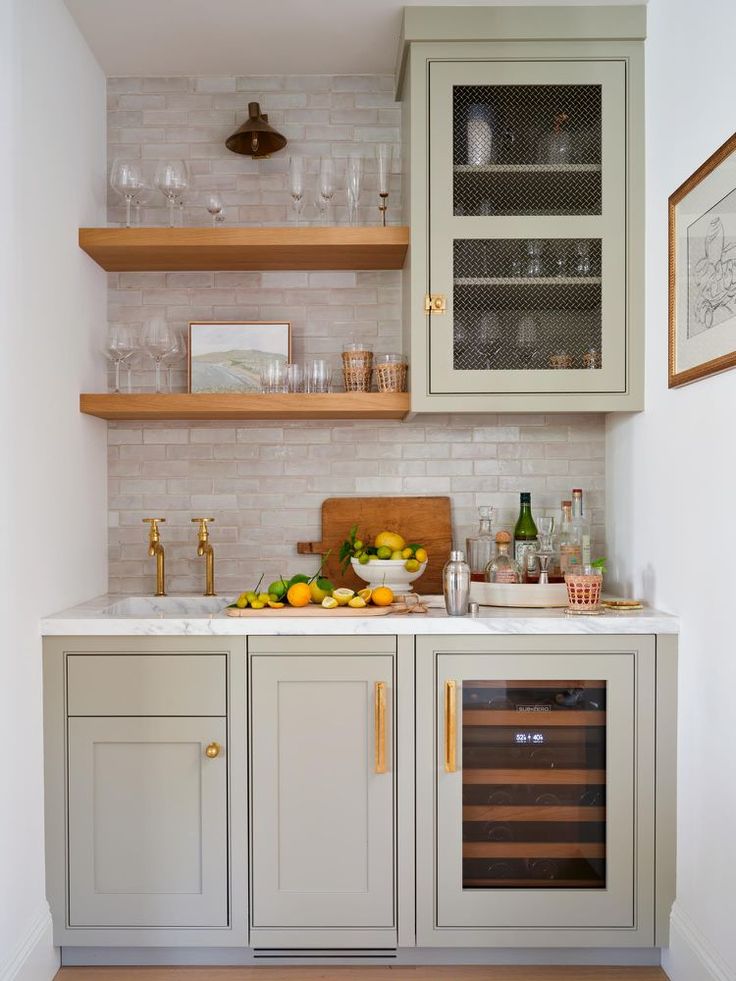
[55,967,668,981]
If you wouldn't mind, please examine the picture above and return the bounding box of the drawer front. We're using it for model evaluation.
[67,653,226,716]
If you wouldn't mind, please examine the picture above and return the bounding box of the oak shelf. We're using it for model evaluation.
[79,392,410,421]
[79,226,409,272]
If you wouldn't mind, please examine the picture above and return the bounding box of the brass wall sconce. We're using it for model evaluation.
[225,102,287,158]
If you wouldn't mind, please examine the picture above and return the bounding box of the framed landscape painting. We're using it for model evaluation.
[669,130,736,387]
[188,321,291,393]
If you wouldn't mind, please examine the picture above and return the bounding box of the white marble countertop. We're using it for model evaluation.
[41,593,679,637]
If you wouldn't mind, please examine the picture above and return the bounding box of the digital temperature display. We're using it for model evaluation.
[514,732,545,745]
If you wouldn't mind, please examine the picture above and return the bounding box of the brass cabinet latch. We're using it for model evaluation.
[424,293,447,314]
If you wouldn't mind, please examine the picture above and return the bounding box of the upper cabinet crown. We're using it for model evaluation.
[397,6,646,412]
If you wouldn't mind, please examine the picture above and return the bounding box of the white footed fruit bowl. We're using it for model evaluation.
[351,558,428,593]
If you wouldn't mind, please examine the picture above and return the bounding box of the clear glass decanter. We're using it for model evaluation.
[466,506,495,583]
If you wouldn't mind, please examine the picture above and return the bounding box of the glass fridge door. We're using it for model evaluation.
[436,652,636,929]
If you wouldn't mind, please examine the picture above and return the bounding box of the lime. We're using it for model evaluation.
[376,545,392,560]
[390,549,404,560]
[358,553,370,565]
[268,579,288,599]
[354,539,364,550]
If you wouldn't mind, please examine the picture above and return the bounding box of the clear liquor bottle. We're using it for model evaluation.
[572,489,591,571]
[558,499,582,576]
[466,506,495,583]
[486,531,522,583]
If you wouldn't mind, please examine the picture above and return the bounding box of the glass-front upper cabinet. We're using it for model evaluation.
[427,60,626,398]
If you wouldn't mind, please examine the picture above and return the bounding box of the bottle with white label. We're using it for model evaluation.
[572,488,591,571]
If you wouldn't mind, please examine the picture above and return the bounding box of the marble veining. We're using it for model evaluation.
[41,594,679,637]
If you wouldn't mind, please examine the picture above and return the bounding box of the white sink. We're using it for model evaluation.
[102,595,233,617]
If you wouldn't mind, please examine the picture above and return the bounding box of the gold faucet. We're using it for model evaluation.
[192,517,216,596]
[143,518,166,596]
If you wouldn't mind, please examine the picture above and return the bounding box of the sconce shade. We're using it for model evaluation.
[225,101,287,157]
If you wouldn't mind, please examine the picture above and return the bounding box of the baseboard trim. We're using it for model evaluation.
[662,904,734,981]
[0,905,58,981]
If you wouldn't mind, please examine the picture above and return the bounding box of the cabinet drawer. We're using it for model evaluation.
[66,654,226,716]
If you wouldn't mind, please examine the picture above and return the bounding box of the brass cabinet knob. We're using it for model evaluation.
[205,741,222,759]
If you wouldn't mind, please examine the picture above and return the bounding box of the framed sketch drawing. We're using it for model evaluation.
[188,321,291,393]
[669,130,736,387]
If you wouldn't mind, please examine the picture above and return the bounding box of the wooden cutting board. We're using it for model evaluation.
[297,496,453,594]
[225,604,394,617]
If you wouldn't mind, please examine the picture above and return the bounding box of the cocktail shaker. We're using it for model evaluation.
[443,550,471,616]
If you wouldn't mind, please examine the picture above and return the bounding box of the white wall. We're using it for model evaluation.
[0,0,107,977]
[606,0,736,978]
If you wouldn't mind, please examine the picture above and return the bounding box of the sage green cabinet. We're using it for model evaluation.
[248,637,397,949]
[397,7,645,412]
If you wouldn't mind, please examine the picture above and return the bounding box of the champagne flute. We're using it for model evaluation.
[110,159,144,228]
[346,152,363,226]
[154,159,189,228]
[103,325,136,393]
[141,317,174,393]
[376,144,393,226]
[289,156,305,224]
[317,157,335,224]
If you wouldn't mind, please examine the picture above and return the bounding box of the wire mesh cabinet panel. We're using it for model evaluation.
[429,59,626,398]
[398,24,645,412]
[415,635,658,947]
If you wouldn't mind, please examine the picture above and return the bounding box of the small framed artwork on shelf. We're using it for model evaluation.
[188,321,291,393]
[669,129,736,387]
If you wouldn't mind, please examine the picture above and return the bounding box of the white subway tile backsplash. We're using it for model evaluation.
[106,73,606,593]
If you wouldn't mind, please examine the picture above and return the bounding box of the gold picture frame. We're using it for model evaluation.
[669,130,736,387]
[188,321,292,393]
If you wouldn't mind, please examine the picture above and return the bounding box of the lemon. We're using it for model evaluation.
[376,545,392,560]
[414,547,428,563]
[286,582,311,607]
[348,596,367,608]
[404,558,420,572]
[258,592,271,604]
[309,580,329,603]
[358,587,372,602]
[401,547,413,559]
[321,596,338,609]
[374,531,406,552]
[267,600,285,609]
[236,592,249,609]
[332,587,355,606]
[250,600,266,609]
[390,549,404,560]
[372,586,394,607]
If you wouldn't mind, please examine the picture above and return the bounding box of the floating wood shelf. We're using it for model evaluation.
[79,392,410,421]
[78,226,409,272]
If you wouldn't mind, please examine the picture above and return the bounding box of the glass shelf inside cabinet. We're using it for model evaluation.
[453,239,602,371]
[462,679,607,890]
[454,85,602,216]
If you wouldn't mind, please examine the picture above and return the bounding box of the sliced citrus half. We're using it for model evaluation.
[348,596,367,608]
[357,587,372,602]
[321,596,338,609]
[332,587,355,606]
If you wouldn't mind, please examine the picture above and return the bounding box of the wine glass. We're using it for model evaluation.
[110,160,144,228]
[154,160,189,228]
[141,317,174,393]
[103,325,136,393]
[346,152,363,226]
[376,144,393,226]
[162,329,187,392]
[206,194,225,227]
[288,156,305,224]
[317,157,335,224]
[131,180,153,226]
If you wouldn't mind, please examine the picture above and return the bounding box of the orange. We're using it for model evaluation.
[286,582,311,607]
[372,586,394,607]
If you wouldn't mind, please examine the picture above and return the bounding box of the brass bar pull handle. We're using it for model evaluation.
[444,680,457,773]
[374,681,387,774]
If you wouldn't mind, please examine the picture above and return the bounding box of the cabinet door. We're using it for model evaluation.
[68,717,227,928]
[430,651,641,931]
[428,59,626,395]
[250,654,395,933]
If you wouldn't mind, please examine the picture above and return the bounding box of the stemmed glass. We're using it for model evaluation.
[206,194,225,227]
[110,160,144,228]
[132,180,153,226]
[289,156,305,224]
[317,157,335,224]
[376,144,393,226]
[104,325,136,393]
[141,317,174,393]
[162,329,187,392]
[154,160,189,228]
[346,152,363,226]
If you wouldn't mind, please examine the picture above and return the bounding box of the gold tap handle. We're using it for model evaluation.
[444,680,457,773]
[191,517,215,538]
[143,517,166,540]
[374,682,387,774]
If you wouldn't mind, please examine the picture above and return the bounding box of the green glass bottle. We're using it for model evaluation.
[514,492,539,583]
